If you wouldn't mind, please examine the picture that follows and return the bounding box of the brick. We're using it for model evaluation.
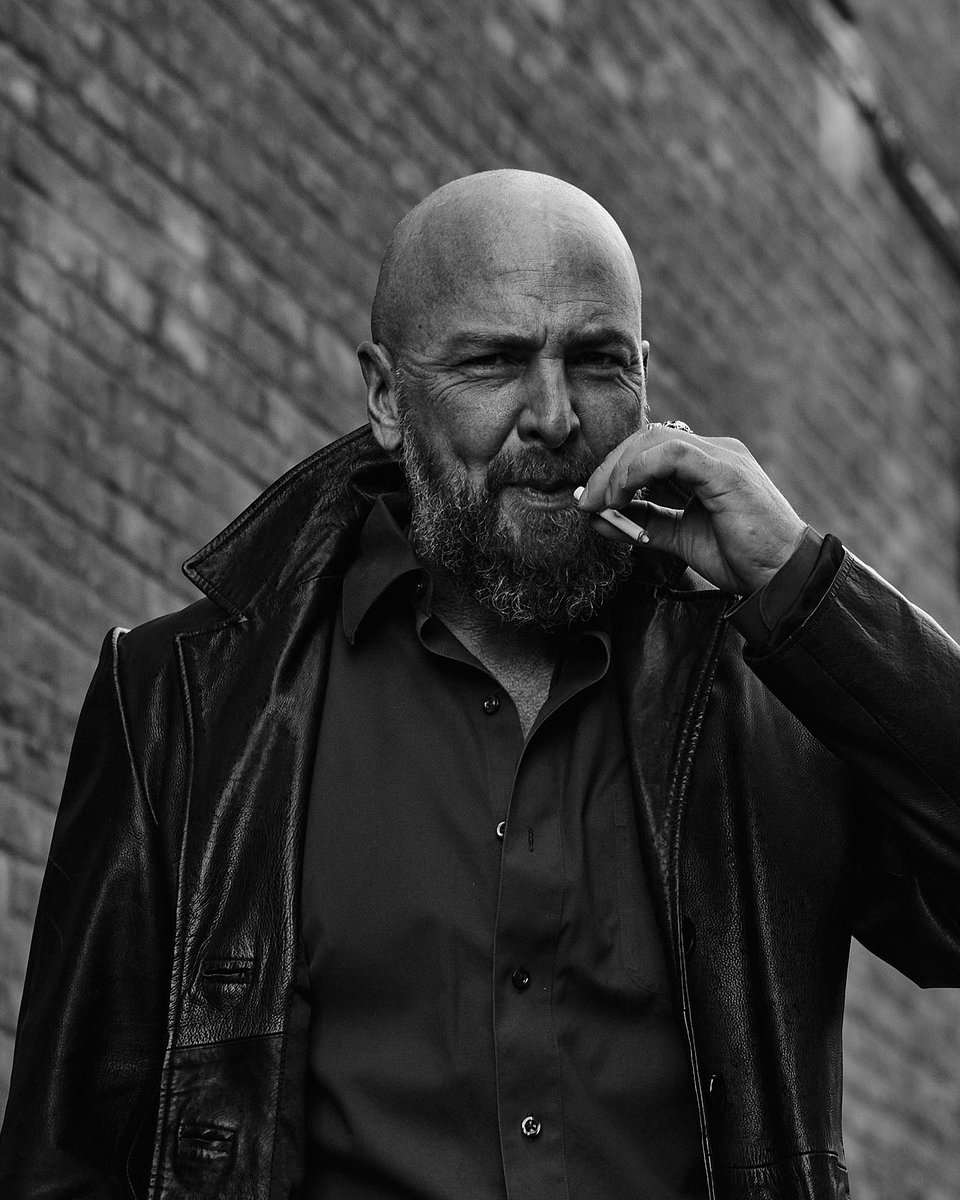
[158,193,210,263]
[159,305,209,376]
[24,198,102,287]
[11,4,84,85]
[99,139,163,225]
[69,289,135,372]
[78,66,127,131]
[183,155,239,228]
[0,786,57,864]
[237,312,287,383]
[0,536,105,656]
[131,342,198,420]
[0,732,70,811]
[0,44,41,116]
[9,123,78,205]
[210,237,261,304]
[129,103,187,182]
[0,968,26,1037]
[2,300,55,377]
[99,254,156,332]
[48,341,115,426]
[107,496,170,569]
[261,278,307,348]
[61,0,109,56]
[169,424,258,515]
[0,914,32,979]
[8,860,43,922]
[11,245,73,329]
[205,348,263,424]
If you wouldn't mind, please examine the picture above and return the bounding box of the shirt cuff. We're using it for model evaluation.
[729,527,844,652]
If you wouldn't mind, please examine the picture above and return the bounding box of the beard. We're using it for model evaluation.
[396,407,637,630]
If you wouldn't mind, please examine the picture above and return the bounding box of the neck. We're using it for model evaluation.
[428,568,561,737]
[428,568,559,658]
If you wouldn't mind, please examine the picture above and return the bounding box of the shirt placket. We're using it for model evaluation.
[416,615,605,1200]
[492,725,568,1200]
[487,646,606,1200]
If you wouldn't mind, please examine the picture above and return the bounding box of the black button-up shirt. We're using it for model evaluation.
[302,496,707,1199]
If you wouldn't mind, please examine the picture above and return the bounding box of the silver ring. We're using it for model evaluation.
[662,419,692,432]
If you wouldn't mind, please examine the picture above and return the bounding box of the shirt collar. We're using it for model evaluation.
[342,485,617,655]
[341,493,427,644]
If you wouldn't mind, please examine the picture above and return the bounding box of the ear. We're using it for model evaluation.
[358,341,401,452]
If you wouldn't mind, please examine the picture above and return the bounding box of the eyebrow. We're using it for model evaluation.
[446,325,640,355]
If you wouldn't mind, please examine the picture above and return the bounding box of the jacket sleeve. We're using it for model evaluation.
[742,548,960,987]
[0,628,174,1197]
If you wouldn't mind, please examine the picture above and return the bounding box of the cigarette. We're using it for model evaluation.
[573,487,648,544]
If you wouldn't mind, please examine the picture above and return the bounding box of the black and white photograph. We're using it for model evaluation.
[1,1,959,1196]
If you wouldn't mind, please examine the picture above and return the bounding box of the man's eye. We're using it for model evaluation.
[463,353,517,368]
[570,352,623,369]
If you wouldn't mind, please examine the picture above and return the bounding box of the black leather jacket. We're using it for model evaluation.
[3,427,960,1199]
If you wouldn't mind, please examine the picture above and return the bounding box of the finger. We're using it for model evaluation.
[577,429,648,510]
[578,424,712,511]
[602,438,728,511]
[586,499,680,548]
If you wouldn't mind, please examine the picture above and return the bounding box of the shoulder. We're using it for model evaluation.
[113,596,235,686]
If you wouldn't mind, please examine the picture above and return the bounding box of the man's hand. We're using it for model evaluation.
[577,424,808,595]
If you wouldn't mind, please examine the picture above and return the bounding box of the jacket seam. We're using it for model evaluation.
[110,626,160,831]
[150,630,201,1197]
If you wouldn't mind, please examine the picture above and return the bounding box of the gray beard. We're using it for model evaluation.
[397,410,635,630]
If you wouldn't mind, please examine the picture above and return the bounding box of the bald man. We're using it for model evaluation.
[3,171,960,1200]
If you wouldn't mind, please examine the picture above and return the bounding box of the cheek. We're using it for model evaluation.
[577,385,646,455]
[428,388,520,469]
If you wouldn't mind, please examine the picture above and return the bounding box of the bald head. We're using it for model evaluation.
[370,170,641,356]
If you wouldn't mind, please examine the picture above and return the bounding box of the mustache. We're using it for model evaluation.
[485,446,601,493]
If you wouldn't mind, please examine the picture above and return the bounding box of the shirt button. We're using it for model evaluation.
[496,820,506,839]
[511,967,530,991]
[482,694,500,715]
[520,1115,541,1138]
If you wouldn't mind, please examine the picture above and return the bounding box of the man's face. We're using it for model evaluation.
[394,219,647,542]
[391,212,648,626]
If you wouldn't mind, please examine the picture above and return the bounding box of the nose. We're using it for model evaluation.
[517,359,579,448]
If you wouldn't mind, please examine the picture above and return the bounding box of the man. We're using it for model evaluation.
[2,169,959,1199]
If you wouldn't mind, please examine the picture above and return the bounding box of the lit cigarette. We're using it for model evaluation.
[574,487,648,543]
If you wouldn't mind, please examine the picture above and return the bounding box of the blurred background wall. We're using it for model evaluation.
[1,0,959,1193]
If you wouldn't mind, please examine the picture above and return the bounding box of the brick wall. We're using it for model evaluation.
[1,0,958,1193]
